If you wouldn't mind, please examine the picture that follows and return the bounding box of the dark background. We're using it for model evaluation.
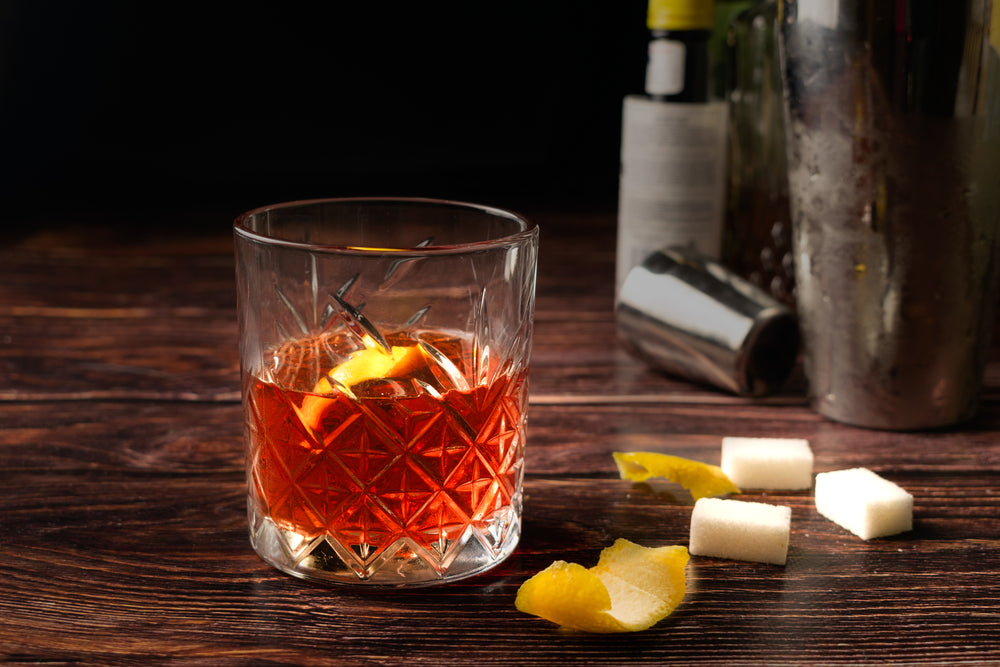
[0,1,654,230]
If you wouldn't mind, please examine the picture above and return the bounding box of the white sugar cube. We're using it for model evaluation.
[721,437,814,490]
[689,497,792,565]
[814,468,913,540]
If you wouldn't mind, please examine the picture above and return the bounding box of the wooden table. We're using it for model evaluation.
[2,211,999,665]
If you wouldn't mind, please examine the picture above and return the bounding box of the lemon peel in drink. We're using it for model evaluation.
[613,451,740,500]
[314,344,425,393]
[299,345,424,430]
[515,539,688,633]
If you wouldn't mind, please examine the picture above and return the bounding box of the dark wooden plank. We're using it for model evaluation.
[2,400,999,664]
[3,474,998,665]
[0,314,239,400]
[0,225,240,401]
[2,215,993,403]
[0,225,236,308]
[0,213,793,403]
[7,396,998,478]
[0,303,738,403]
[0,298,784,403]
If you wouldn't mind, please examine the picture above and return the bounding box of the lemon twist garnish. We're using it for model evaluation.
[515,539,689,633]
[313,345,424,394]
[613,451,740,500]
[299,345,424,430]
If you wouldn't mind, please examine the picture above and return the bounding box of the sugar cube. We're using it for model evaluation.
[814,467,913,540]
[721,437,814,490]
[689,497,792,565]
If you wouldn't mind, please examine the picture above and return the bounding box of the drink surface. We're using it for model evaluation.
[244,329,526,570]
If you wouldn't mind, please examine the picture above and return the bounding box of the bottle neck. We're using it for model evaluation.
[645,28,711,103]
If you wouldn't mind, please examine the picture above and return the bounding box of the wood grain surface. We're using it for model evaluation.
[2,212,999,665]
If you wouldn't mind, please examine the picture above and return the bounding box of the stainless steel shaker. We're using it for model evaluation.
[780,0,1000,429]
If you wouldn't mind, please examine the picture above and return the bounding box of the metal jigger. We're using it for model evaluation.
[616,246,799,397]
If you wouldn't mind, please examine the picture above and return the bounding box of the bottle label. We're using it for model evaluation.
[616,95,728,295]
[645,39,686,96]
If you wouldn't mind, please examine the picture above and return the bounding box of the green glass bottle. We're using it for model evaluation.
[721,0,794,305]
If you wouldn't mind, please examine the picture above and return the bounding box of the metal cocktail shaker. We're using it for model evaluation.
[780,0,1000,429]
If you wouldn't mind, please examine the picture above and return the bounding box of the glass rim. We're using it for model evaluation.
[233,196,537,255]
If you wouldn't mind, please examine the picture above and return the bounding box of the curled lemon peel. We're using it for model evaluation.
[299,344,424,430]
[515,539,688,633]
[314,344,424,393]
[613,451,740,500]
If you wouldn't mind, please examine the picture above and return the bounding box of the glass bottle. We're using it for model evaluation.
[645,0,712,102]
[721,0,795,306]
[616,0,728,296]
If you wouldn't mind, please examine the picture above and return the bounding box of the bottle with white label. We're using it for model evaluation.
[615,0,728,297]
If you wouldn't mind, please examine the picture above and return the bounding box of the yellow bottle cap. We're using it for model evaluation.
[647,0,714,31]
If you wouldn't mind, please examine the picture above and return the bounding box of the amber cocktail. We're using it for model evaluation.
[234,198,538,586]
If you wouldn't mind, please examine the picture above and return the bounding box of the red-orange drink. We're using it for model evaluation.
[235,197,537,585]
[244,330,526,569]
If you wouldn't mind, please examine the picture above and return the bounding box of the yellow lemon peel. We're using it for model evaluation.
[299,345,424,430]
[515,539,689,633]
[314,345,424,393]
[613,451,740,500]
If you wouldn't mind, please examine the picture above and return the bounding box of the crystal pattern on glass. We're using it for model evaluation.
[243,283,528,586]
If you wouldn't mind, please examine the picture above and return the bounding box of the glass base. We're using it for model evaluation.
[247,499,521,587]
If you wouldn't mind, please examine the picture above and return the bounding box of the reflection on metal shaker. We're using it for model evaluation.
[781,0,1000,429]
